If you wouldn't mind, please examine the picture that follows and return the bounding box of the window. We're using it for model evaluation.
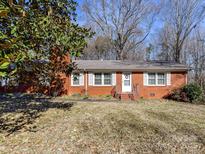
[72,73,80,85]
[72,73,84,86]
[148,73,156,85]
[94,73,112,85]
[94,73,102,85]
[147,73,166,86]
[124,80,130,86]
[104,73,112,85]
[157,73,165,85]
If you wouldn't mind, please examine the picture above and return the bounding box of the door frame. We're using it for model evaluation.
[122,72,132,93]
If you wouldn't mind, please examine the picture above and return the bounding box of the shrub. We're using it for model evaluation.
[168,83,202,103]
[168,89,189,102]
[182,83,202,102]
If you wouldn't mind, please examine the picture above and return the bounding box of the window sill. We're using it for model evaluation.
[92,85,114,87]
[71,85,84,87]
[145,85,167,87]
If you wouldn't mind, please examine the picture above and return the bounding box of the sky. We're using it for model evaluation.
[74,0,205,46]
[74,0,165,46]
[76,0,86,25]
[75,0,167,33]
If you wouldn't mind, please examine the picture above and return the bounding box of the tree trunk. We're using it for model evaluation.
[116,49,125,60]
[175,48,181,63]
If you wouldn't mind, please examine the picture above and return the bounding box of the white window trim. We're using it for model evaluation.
[88,73,94,86]
[71,73,84,86]
[93,73,113,86]
[147,73,166,86]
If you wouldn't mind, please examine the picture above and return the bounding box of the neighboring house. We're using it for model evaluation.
[0,59,188,100]
[69,60,188,100]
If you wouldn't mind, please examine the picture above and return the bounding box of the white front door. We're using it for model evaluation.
[122,73,132,92]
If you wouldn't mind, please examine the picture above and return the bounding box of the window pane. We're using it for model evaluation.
[158,73,165,79]
[124,80,130,86]
[95,79,102,85]
[104,73,112,85]
[148,73,155,79]
[95,73,101,79]
[158,79,165,85]
[73,73,80,85]
[95,73,102,85]
[104,73,112,79]
[148,79,156,85]
[157,73,165,85]
[148,73,156,85]
[104,79,111,85]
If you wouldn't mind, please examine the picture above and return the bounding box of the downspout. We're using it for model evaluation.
[85,69,88,95]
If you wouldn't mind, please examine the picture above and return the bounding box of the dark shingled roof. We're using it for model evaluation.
[74,60,188,72]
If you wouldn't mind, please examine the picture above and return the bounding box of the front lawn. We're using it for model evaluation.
[0,95,205,153]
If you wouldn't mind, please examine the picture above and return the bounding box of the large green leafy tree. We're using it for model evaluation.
[0,0,92,92]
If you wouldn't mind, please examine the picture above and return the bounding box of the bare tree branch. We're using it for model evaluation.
[82,0,158,60]
[159,0,205,63]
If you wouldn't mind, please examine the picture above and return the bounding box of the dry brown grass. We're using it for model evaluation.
[0,95,205,153]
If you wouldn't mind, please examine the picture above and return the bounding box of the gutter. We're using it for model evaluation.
[76,68,189,72]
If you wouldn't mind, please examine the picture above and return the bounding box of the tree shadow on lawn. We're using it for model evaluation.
[0,93,75,136]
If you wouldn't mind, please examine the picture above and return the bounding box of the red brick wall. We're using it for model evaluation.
[68,71,187,99]
[68,72,119,96]
[132,72,187,99]
[0,71,187,99]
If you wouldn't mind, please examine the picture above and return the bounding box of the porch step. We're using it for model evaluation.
[120,93,134,100]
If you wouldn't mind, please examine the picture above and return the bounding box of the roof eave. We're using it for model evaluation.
[76,68,189,72]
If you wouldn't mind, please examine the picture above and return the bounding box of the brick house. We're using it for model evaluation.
[0,59,188,100]
[68,60,188,100]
